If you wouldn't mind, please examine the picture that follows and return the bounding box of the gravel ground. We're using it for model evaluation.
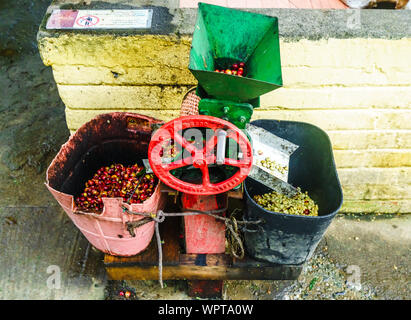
[222,239,377,300]
[277,245,376,300]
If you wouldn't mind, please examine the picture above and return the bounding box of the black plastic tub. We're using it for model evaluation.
[244,119,343,265]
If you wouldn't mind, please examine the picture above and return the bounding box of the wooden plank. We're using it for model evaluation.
[183,254,228,298]
[105,262,302,280]
[180,253,231,266]
[104,195,302,281]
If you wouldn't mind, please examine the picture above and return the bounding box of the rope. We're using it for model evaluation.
[122,205,264,288]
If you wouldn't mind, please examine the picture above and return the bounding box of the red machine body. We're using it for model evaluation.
[148,115,252,254]
[182,193,227,253]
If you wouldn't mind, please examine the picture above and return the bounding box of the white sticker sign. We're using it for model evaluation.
[46,9,153,29]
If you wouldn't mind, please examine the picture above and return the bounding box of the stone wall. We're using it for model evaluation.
[37,1,411,213]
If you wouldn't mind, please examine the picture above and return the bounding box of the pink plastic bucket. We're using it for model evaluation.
[45,112,166,256]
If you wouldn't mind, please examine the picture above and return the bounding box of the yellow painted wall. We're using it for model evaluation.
[38,34,411,213]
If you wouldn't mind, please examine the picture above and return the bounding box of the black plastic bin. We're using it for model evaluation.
[244,119,343,265]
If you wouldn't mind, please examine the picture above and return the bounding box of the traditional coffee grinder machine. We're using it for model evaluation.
[148,3,289,255]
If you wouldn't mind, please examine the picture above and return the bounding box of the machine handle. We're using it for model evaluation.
[216,129,227,165]
[148,115,253,195]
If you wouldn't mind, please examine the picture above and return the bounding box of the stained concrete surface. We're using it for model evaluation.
[325,214,411,300]
[0,0,409,300]
[0,206,106,299]
[41,0,411,40]
[0,0,106,300]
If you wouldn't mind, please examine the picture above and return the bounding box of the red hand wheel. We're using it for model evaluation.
[148,115,253,195]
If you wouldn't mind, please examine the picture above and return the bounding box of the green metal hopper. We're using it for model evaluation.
[189,2,283,103]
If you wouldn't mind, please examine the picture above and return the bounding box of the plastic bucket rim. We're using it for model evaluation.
[45,111,165,219]
[45,111,163,186]
[75,180,163,218]
[44,180,163,221]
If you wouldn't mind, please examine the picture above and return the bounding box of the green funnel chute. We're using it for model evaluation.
[189,3,283,102]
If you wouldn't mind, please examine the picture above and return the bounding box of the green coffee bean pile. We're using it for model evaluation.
[253,188,319,216]
[258,157,288,175]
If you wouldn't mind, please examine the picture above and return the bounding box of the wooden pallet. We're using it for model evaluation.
[104,196,302,297]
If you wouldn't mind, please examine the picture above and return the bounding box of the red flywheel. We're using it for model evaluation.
[148,115,253,195]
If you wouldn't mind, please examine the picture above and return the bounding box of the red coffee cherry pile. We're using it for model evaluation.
[215,61,246,77]
[75,163,157,212]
